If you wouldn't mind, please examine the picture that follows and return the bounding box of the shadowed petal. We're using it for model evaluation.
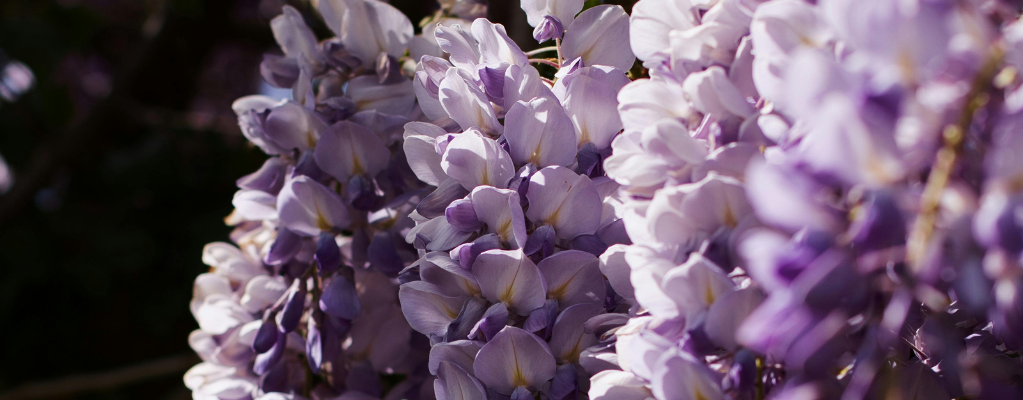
[538,250,606,307]
[503,97,577,167]
[472,249,547,315]
[562,74,623,149]
[470,186,528,248]
[441,130,515,190]
[315,121,391,183]
[264,101,329,152]
[346,76,416,115]
[440,68,503,134]
[525,166,602,239]
[399,280,466,338]
[319,0,413,67]
[320,275,360,320]
[548,303,604,364]
[404,122,450,186]
[562,5,634,71]
[429,340,483,375]
[436,361,488,400]
[277,176,350,236]
[473,326,557,394]
[471,19,529,68]
[422,251,482,297]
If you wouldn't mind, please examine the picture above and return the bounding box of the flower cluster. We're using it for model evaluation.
[595,0,1023,399]
[396,2,638,399]
[191,0,1023,399]
[185,1,438,399]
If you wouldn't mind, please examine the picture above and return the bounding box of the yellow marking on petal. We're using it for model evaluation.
[306,129,317,148]
[462,277,482,297]
[317,213,333,232]
[529,145,543,165]
[721,202,737,228]
[499,263,523,304]
[548,267,584,301]
[704,278,717,306]
[480,163,491,186]
[498,218,513,242]
[562,336,584,364]
[695,389,710,400]
[444,303,459,319]
[313,198,333,231]
[351,155,365,176]
[544,183,574,226]
[511,340,529,388]
[578,124,590,146]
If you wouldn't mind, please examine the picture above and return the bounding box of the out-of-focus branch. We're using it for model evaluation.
[0,353,199,400]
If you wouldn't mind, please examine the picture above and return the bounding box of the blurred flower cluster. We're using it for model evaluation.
[0,50,35,194]
[185,0,436,398]
[188,0,1023,399]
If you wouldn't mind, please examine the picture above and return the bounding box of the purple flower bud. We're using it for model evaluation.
[319,275,360,320]
[849,190,906,252]
[265,227,302,266]
[524,224,556,258]
[470,302,509,342]
[277,282,306,333]
[522,299,559,340]
[259,361,289,393]
[575,143,605,178]
[510,163,538,207]
[253,333,286,375]
[571,234,608,256]
[726,350,757,396]
[306,308,325,374]
[368,232,405,276]
[346,175,384,211]
[453,233,502,270]
[479,65,508,106]
[253,313,279,354]
[549,363,579,400]
[315,232,341,274]
[533,15,565,43]
[448,297,488,342]
[446,197,483,232]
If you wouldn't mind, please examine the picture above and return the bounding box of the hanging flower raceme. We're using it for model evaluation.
[396,2,641,399]
[185,1,445,399]
[592,0,1023,399]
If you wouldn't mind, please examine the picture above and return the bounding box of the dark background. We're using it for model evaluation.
[0,0,632,399]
